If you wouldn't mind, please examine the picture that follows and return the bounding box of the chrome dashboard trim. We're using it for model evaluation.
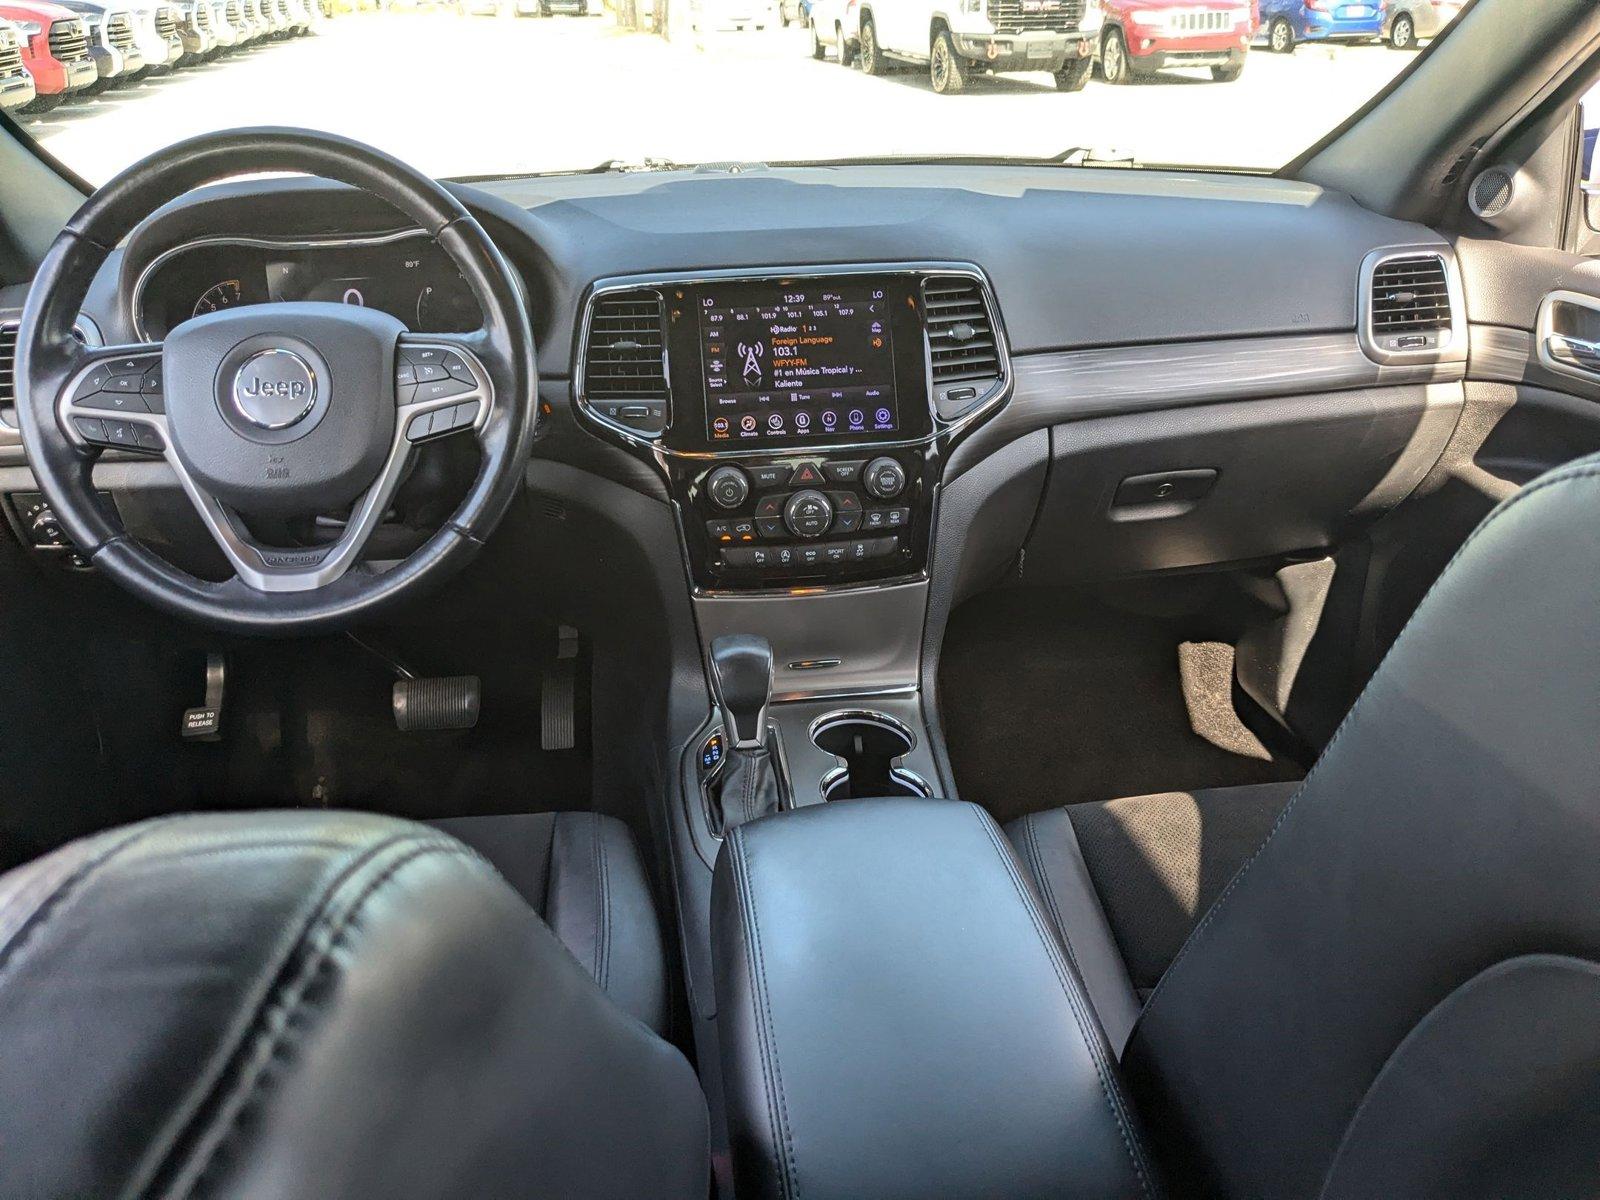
[129,228,431,341]
[571,261,1013,459]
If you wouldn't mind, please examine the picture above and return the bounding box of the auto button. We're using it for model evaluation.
[783,489,833,538]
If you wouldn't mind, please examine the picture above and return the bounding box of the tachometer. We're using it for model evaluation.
[192,279,244,319]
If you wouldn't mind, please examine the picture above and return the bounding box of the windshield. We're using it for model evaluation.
[2,0,1456,183]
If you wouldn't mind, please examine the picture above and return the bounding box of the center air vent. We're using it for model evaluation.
[581,290,669,437]
[921,276,1004,418]
[1364,252,1458,361]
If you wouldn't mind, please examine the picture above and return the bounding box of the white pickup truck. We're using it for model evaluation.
[854,0,1101,93]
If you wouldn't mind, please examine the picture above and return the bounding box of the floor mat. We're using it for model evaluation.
[938,588,1304,826]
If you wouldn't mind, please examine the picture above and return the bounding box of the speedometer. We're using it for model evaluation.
[192,279,244,319]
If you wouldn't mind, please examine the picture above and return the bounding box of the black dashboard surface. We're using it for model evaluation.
[90,163,1443,378]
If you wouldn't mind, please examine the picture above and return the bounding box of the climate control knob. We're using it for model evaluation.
[706,465,750,511]
[863,456,907,500]
[783,489,834,539]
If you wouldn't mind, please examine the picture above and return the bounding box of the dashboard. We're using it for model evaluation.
[131,231,481,340]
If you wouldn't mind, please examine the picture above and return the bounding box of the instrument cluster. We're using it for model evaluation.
[134,233,481,340]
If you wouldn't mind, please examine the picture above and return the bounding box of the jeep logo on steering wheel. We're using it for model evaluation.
[230,348,318,430]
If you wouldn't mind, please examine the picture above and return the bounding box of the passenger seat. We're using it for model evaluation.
[1006,781,1297,1051]
[430,812,669,1034]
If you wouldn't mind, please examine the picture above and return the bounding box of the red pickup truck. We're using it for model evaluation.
[0,0,96,109]
[1098,0,1255,83]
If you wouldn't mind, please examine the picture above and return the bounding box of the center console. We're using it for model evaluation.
[574,263,1010,596]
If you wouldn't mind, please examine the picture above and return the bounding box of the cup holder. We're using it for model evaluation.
[811,710,931,802]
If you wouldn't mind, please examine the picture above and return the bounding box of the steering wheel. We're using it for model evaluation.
[14,128,537,635]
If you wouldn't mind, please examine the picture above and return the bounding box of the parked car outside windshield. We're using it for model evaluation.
[7,0,1459,176]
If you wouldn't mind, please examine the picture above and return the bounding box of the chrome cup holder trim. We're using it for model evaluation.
[820,765,933,803]
[808,708,918,755]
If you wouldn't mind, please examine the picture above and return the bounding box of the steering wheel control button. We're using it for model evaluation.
[863,456,907,500]
[230,348,318,431]
[414,376,474,404]
[396,361,418,387]
[401,346,447,367]
[783,489,834,538]
[134,425,165,453]
[74,417,107,442]
[440,352,476,385]
[707,466,751,510]
[78,389,149,414]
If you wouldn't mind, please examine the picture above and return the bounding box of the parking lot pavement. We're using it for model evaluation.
[23,12,1414,183]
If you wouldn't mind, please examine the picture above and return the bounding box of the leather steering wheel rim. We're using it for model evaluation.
[14,127,537,636]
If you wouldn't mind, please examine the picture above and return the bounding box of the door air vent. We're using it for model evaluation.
[921,275,1006,419]
[1360,250,1463,363]
[581,290,669,437]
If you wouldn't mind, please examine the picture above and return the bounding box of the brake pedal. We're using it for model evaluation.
[181,652,226,742]
[541,625,579,751]
[392,676,481,732]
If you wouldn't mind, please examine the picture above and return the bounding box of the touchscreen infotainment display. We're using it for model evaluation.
[699,282,899,443]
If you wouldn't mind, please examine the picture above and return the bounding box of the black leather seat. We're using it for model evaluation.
[0,810,708,1200]
[429,812,669,1033]
[1003,452,1600,1197]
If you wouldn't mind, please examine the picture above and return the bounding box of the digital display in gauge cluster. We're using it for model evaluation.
[136,237,481,338]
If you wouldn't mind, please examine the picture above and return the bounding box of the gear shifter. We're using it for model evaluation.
[708,634,787,834]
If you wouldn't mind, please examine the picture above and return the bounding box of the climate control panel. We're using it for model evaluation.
[673,450,932,592]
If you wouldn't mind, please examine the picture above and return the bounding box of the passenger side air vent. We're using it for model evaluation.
[922,275,1005,419]
[1363,252,1460,361]
[581,290,669,436]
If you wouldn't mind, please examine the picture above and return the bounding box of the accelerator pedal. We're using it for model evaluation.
[541,625,580,751]
[393,676,481,732]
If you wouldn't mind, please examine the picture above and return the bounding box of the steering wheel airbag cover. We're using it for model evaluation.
[166,303,400,517]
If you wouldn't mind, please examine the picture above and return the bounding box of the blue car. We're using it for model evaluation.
[1258,0,1386,52]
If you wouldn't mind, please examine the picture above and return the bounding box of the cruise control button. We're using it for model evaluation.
[401,346,448,367]
[414,362,448,384]
[396,361,417,386]
[823,460,865,484]
[414,376,474,404]
[751,465,787,488]
[788,462,825,487]
[440,352,475,384]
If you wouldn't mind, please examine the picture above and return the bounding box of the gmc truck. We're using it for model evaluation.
[855,0,1102,93]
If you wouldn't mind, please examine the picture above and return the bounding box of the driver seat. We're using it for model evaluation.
[0,810,708,1200]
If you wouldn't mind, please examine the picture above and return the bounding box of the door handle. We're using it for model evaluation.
[1543,333,1600,376]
